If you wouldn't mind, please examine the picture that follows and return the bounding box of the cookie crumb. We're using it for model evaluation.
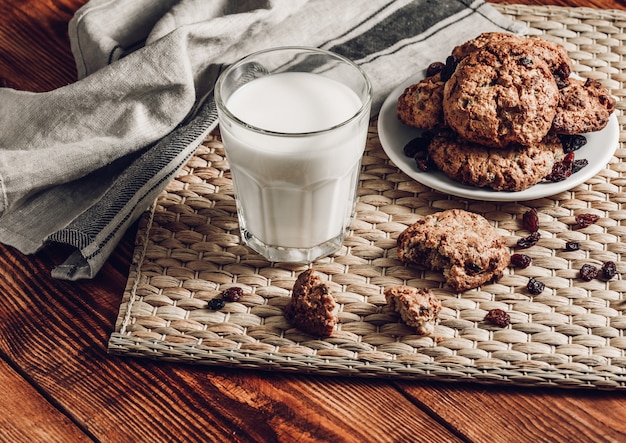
[284,269,338,337]
[384,286,442,335]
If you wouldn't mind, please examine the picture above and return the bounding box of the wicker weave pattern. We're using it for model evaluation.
[110,5,626,389]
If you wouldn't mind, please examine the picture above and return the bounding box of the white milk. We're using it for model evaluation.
[219,72,369,253]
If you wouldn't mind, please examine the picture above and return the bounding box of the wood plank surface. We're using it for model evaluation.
[0,1,625,442]
[0,358,91,442]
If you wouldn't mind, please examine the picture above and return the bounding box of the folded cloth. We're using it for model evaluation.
[0,0,525,280]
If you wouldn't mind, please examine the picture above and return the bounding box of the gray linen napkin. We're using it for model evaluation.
[0,0,525,280]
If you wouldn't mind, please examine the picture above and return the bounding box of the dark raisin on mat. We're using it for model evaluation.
[601,261,617,280]
[575,213,600,228]
[484,309,511,327]
[221,286,244,302]
[208,298,226,310]
[426,61,445,77]
[571,159,589,174]
[522,208,539,232]
[579,264,599,281]
[565,241,580,251]
[440,55,458,81]
[510,253,532,268]
[545,151,574,182]
[558,134,587,153]
[517,231,540,249]
[527,277,545,295]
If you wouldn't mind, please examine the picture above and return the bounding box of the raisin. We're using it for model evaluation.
[579,264,599,281]
[517,57,533,67]
[403,136,429,157]
[517,231,540,249]
[527,277,545,295]
[565,241,580,251]
[571,159,588,174]
[465,262,483,275]
[575,213,600,228]
[601,261,617,280]
[413,149,435,172]
[558,134,587,153]
[416,159,431,171]
[522,208,539,232]
[416,158,431,171]
[440,55,458,81]
[555,75,570,89]
[208,298,226,310]
[484,309,510,327]
[426,61,445,77]
[555,61,571,80]
[510,253,532,268]
[221,287,244,302]
[545,152,574,182]
[599,95,611,106]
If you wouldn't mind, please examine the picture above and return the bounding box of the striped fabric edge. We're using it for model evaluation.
[49,99,218,280]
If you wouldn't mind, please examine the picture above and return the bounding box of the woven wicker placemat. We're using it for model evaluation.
[109,4,626,389]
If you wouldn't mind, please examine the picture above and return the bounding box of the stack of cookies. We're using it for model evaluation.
[397,32,616,192]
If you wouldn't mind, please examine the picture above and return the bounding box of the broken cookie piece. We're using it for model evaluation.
[384,286,441,335]
[284,269,338,337]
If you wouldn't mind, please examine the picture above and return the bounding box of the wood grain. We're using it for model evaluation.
[0,1,82,91]
[396,381,626,442]
[0,359,91,442]
[0,0,625,442]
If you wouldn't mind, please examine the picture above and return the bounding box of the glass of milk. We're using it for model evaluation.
[215,47,372,263]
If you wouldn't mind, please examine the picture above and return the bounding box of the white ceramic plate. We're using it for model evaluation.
[377,72,620,202]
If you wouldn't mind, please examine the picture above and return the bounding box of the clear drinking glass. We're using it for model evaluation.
[215,46,372,262]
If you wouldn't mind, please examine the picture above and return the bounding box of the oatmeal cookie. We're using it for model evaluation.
[451,32,572,76]
[384,286,441,335]
[428,130,565,191]
[397,209,510,292]
[443,41,560,148]
[397,72,446,130]
[284,269,338,337]
[553,78,616,134]
[451,32,517,60]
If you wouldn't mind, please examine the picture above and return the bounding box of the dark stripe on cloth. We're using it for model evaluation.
[328,0,469,60]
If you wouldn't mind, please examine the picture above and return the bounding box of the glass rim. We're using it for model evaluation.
[214,46,372,138]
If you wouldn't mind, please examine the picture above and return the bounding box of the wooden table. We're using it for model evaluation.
[1,1,625,442]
